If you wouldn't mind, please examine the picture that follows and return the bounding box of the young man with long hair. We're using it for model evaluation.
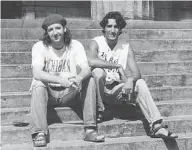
[30,14,104,147]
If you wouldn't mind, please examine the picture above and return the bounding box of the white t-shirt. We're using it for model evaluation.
[93,35,129,84]
[31,40,88,87]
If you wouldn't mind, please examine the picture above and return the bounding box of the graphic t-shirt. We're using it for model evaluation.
[31,40,88,87]
[93,36,129,84]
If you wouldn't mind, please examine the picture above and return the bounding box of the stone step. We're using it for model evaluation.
[1,92,31,108]
[2,49,192,65]
[2,28,192,40]
[1,86,192,108]
[1,19,192,29]
[2,132,192,150]
[1,64,32,78]
[2,61,192,78]
[1,74,192,92]
[1,115,192,144]
[1,100,192,126]
[1,18,94,29]
[2,39,192,52]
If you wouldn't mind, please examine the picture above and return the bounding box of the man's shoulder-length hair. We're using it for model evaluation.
[40,27,72,47]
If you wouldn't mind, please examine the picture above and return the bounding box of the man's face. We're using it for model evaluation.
[104,19,120,41]
[47,23,64,43]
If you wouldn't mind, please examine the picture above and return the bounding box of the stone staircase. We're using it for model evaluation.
[1,19,192,150]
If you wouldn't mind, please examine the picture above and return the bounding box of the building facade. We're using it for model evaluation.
[1,1,192,21]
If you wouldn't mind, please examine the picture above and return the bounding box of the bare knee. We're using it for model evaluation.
[92,68,106,79]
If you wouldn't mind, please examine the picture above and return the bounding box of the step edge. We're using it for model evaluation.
[2,115,192,131]
[3,28,192,30]
[2,132,192,148]
[2,39,192,41]
[2,60,192,66]
[2,86,192,96]
[2,100,192,113]
[2,73,192,80]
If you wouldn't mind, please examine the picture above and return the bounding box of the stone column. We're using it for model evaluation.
[22,1,36,19]
[145,0,154,20]
[91,0,154,21]
[91,0,134,21]
[133,0,154,20]
[133,0,143,19]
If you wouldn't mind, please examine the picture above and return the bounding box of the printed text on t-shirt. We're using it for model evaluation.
[44,59,70,72]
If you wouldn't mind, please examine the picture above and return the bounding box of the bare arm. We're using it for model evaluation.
[33,66,74,87]
[68,41,92,90]
[127,45,141,82]
[121,45,141,99]
[87,40,121,69]
[31,41,76,88]
[76,63,91,81]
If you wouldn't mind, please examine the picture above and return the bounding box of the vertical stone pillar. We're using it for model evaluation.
[22,1,36,19]
[149,0,155,20]
[91,0,134,20]
[143,0,154,20]
[91,0,154,21]
[133,0,154,20]
[133,0,143,19]
[23,7,35,19]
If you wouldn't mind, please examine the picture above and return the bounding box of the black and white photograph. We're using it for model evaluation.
[1,0,192,149]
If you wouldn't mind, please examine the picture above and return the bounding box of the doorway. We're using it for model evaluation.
[1,1,91,19]
[154,1,192,21]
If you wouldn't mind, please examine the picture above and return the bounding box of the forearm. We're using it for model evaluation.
[126,44,142,84]
[132,71,141,83]
[33,70,65,84]
[89,58,121,69]
[124,74,141,90]
[124,75,141,86]
[77,66,91,81]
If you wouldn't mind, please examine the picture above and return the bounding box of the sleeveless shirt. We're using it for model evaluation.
[93,35,129,84]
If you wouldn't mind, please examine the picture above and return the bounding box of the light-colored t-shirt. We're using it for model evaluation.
[93,35,129,84]
[31,40,88,87]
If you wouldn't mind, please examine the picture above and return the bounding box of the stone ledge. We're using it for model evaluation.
[2,132,192,150]
[1,116,192,145]
[1,100,192,125]
[1,19,192,29]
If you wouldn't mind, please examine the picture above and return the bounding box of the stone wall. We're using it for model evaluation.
[91,0,154,21]
[21,1,91,19]
[1,1,192,21]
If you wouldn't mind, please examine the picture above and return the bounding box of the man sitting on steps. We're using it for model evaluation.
[87,11,178,139]
[30,14,105,147]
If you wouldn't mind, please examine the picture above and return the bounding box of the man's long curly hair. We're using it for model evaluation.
[41,26,72,47]
[100,11,127,34]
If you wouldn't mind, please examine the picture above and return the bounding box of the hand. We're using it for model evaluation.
[122,79,133,94]
[121,78,134,102]
[69,75,83,91]
[59,76,76,88]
